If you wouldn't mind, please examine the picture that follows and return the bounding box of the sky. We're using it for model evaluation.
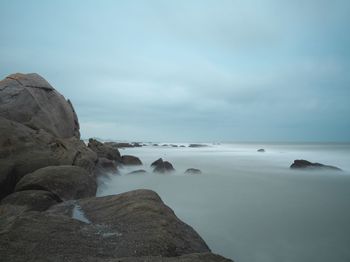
[1,0,349,142]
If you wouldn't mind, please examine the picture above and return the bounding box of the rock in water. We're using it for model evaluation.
[88,138,121,162]
[121,155,142,166]
[290,159,342,171]
[257,148,265,152]
[153,159,175,173]
[0,73,80,138]
[151,158,163,167]
[185,168,202,175]
[15,165,97,201]
[126,169,147,175]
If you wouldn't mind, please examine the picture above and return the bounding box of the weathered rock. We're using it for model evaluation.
[185,168,202,175]
[0,117,97,200]
[121,155,142,166]
[257,148,265,152]
[290,160,342,171]
[0,73,80,138]
[0,190,61,211]
[105,142,134,148]
[15,165,97,201]
[151,158,163,167]
[152,159,175,173]
[126,169,147,175]
[0,190,216,262]
[94,157,118,177]
[88,138,121,162]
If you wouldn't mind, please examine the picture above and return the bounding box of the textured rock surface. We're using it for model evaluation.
[121,155,142,166]
[152,158,175,173]
[290,159,342,171]
[15,166,97,201]
[0,190,61,211]
[0,190,213,262]
[88,139,121,162]
[0,73,80,138]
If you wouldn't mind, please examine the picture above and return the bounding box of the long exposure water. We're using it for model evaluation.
[97,143,350,262]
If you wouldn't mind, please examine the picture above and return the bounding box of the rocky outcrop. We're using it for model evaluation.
[15,165,97,201]
[0,190,218,261]
[189,144,208,148]
[121,155,142,166]
[126,169,147,175]
[0,116,97,200]
[185,168,202,175]
[290,160,342,171]
[88,138,121,162]
[95,157,118,176]
[0,190,61,211]
[0,73,80,138]
[151,158,175,173]
[257,148,265,152]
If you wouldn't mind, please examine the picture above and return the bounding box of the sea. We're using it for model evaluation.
[97,142,350,262]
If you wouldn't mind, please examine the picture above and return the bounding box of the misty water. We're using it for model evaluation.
[97,143,350,262]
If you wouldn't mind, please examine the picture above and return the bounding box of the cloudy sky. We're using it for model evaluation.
[1,0,349,142]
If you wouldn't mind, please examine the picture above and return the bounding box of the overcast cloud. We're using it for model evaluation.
[1,0,349,142]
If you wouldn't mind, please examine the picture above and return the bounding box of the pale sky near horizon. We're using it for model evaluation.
[1,0,349,142]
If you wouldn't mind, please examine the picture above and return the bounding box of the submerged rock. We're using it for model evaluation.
[189,144,208,148]
[126,169,147,175]
[121,155,142,166]
[15,165,97,201]
[257,148,265,152]
[290,160,342,171]
[0,73,80,138]
[185,168,202,175]
[151,158,175,173]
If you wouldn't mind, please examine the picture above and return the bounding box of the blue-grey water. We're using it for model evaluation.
[97,143,350,262]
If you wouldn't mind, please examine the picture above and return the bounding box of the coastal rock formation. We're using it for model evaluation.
[0,73,80,138]
[189,144,208,148]
[151,158,175,173]
[257,148,265,152]
[290,159,342,171]
[126,169,147,175]
[0,116,97,200]
[15,165,97,201]
[185,168,202,175]
[95,157,118,176]
[88,138,121,162]
[0,190,61,212]
[121,155,143,166]
[0,190,217,261]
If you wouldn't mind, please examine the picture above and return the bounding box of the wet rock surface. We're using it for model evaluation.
[290,159,342,171]
[121,155,142,166]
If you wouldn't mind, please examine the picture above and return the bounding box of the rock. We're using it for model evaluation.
[0,190,217,261]
[105,142,134,148]
[126,169,147,175]
[257,148,265,152]
[0,190,61,211]
[0,73,80,138]
[0,117,97,200]
[151,158,164,167]
[290,160,342,171]
[185,168,202,175]
[151,158,175,173]
[116,253,233,262]
[171,144,178,147]
[15,165,97,201]
[94,157,118,177]
[189,144,208,148]
[132,142,142,147]
[153,144,159,146]
[121,155,142,166]
[88,138,121,162]
[180,145,186,147]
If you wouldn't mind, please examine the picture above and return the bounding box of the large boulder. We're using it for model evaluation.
[0,190,218,261]
[88,138,121,162]
[0,190,61,211]
[15,165,97,201]
[290,160,342,171]
[121,155,142,166]
[0,117,97,200]
[0,73,80,138]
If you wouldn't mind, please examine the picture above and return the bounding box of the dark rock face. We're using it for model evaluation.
[94,157,118,176]
[0,73,80,138]
[126,169,147,175]
[0,190,212,262]
[189,144,208,148]
[151,158,175,173]
[257,148,265,152]
[0,190,61,211]
[0,117,97,200]
[290,160,342,171]
[88,138,121,162]
[15,165,97,201]
[185,168,202,175]
[121,155,142,166]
